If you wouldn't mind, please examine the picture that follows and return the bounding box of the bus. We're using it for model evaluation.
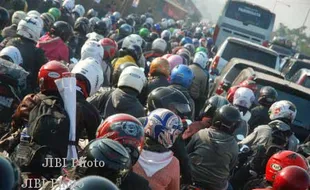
[213,0,276,48]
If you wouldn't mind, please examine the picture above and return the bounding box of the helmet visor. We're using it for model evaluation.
[173,102,191,115]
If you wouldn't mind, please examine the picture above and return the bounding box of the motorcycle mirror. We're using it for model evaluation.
[236,134,245,141]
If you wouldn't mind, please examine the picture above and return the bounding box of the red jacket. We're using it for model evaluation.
[36,34,69,63]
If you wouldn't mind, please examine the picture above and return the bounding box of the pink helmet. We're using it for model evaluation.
[162,54,172,59]
[167,54,184,71]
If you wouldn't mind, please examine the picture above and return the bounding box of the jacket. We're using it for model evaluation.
[189,63,209,100]
[187,128,238,190]
[6,37,47,92]
[239,120,299,151]
[248,105,271,132]
[37,35,69,63]
[68,32,87,59]
[120,171,151,190]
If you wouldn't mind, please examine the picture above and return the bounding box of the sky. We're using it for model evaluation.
[194,0,310,35]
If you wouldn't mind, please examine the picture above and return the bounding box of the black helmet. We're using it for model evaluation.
[212,105,241,134]
[183,43,195,56]
[0,7,9,29]
[75,138,131,186]
[125,16,135,27]
[112,62,137,87]
[74,17,90,35]
[201,95,230,118]
[119,23,132,37]
[142,22,152,30]
[94,20,108,36]
[147,87,191,118]
[0,156,21,190]
[148,32,159,42]
[11,0,27,11]
[116,18,126,28]
[258,86,278,106]
[86,8,98,19]
[41,13,55,31]
[69,176,119,190]
[140,14,146,23]
[50,21,73,42]
[120,44,142,62]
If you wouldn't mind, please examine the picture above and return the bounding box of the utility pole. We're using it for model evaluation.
[302,7,310,28]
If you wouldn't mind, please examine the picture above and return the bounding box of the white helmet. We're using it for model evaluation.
[233,87,255,109]
[151,38,167,53]
[27,10,40,18]
[167,19,175,27]
[17,17,43,42]
[12,11,27,25]
[71,58,104,96]
[145,17,154,25]
[122,35,140,49]
[81,40,103,63]
[73,4,85,17]
[112,12,121,20]
[161,20,168,29]
[26,13,44,28]
[269,100,297,123]
[101,17,112,31]
[62,0,75,11]
[0,46,23,65]
[129,34,145,47]
[86,32,104,41]
[193,51,208,68]
[117,66,146,93]
[195,27,202,33]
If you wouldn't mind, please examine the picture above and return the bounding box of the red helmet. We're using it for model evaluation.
[226,79,257,103]
[38,61,70,91]
[96,113,144,165]
[273,166,310,190]
[265,150,308,182]
[99,38,118,60]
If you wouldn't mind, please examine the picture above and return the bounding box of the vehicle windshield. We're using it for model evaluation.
[270,45,293,56]
[302,76,310,88]
[286,61,310,78]
[225,1,273,29]
[222,42,277,68]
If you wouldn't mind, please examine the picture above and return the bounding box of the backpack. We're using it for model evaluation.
[27,94,70,158]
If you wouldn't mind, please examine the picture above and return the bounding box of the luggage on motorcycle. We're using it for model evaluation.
[27,93,70,157]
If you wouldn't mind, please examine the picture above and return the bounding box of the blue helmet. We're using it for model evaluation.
[170,64,194,88]
[180,37,193,46]
[119,23,132,36]
[192,38,199,48]
[153,23,161,33]
[207,37,214,47]
[109,15,116,25]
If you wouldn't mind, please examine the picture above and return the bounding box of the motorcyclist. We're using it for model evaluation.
[112,44,142,71]
[59,0,75,27]
[68,17,89,59]
[1,10,26,39]
[72,4,85,20]
[40,12,55,36]
[239,100,299,151]
[248,86,278,132]
[96,113,151,190]
[187,105,241,190]
[189,51,209,119]
[37,21,73,63]
[144,38,167,63]
[0,7,10,42]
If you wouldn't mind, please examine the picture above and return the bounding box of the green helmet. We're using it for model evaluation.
[139,28,150,38]
[48,7,61,20]
[196,46,207,53]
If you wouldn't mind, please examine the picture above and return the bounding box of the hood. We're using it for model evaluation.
[268,120,291,131]
[37,36,64,50]
[111,88,139,110]
[138,149,174,177]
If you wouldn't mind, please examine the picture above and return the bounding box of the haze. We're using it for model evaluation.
[194,0,310,35]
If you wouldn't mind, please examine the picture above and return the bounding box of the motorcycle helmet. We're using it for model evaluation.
[272,166,310,190]
[11,0,27,12]
[74,17,90,35]
[62,0,74,11]
[201,95,230,118]
[269,100,297,124]
[170,64,194,88]
[72,58,104,97]
[167,54,184,71]
[117,66,146,93]
[183,43,195,56]
[148,32,159,42]
[180,37,193,46]
[144,108,183,148]
[265,150,308,182]
[48,7,61,20]
[139,28,150,39]
[149,57,170,77]
[199,38,206,47]
[140,14,146,24]
[258,86,278,106]
[227,79,257,103]
[212,105,241,134]
[161,30,171,42]
[113,11,121,20]
[206,37,214,48]
[69,176,118,190]
[40,13,55,31]
[112,62,137,87]
[72,4,85,17]
[119,24,133,37]
[109,15,117,25]
[193,51,208,68]
[0,156,20,190]
[101,17,112,32]
[93,20,108,36]
[176,48,191,65]
[116,18,126,28]
[89,17,100,31]
[175,30,185,42]
[50,21,73,42]
[96,113,144,165]
[151,38,167,53]
[121,44,142,62]
[27,10,40,18]
[38,61,70,91]
[233,87,255,109]
[147,87,191,118]
[126,16,135,27]
[81,40,104,62]
[196,46,207,53]
[153,23,161,33]
[192,38,199,48]
[122,35,139,49]
[99,38,118,60]
[17,16,42,42]
[11,10,26,25]
[145,17,154,25]
[76,138,131,187]
[129,34,145,48]
[86,8,98,19]
[0,46,23,65]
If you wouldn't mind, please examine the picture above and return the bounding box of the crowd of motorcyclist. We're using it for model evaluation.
[0,0,309,189]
